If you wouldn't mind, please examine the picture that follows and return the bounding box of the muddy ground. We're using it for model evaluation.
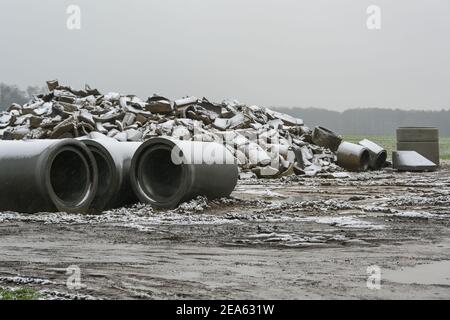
[1,164,450,300]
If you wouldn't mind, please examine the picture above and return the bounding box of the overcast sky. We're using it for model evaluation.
[0,0,449,110]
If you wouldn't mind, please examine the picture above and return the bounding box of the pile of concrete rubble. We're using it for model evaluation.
[0,80,380,178]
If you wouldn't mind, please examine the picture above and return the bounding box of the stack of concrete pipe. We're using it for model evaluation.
[312,127,387,172]
[0,136,238,213]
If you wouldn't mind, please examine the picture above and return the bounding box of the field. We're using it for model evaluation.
[343,135,450,160]
[0,287,40,300]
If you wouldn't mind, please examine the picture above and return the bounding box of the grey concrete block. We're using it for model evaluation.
[397,127,439,142]
[396,141,440,165]
[392,150,437,172]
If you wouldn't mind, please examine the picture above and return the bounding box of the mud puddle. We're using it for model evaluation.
[384,261,450,286]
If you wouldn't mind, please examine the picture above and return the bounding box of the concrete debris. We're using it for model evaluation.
[146,95,174,114]
[239,171,257,180]
[252,166,280,178]
[46,79,59,92]
[392,151,438,172]
[312,126,342,152]
[0,81,392,178]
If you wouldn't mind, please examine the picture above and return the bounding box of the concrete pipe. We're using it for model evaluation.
[358,139,387,170]
[130,137,239,209]
[312,126,342,152]
[79,134,141,211]
[0,139,97,213]
[336,141,370,172]
[396,127,440,165]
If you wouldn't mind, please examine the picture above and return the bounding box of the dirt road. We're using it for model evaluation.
[1,164,449,299]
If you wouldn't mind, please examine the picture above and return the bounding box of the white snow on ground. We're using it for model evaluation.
[0,276,56,285]
[0,198,243,233]
[237,188,285,198]
[300,216,385,230]
[239,232,350,247]
[391,211,437,218]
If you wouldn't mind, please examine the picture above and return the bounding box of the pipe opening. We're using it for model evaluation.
[374,151,387,169]
[91,150,112,201]
[360,150,370,171]
[139,147,183,201]
[50,150,89,204]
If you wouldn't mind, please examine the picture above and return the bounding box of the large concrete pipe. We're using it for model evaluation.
[78,134,141,211]
[0,139,97,213]
[358,139,387,170]
[397,127,440,165]
[130,137,239,209]
[336,141,370,171]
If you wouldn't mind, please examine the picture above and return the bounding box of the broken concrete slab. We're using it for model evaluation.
[244,143,271,167]
[146,95,174,113]
[312,126,342,152]
[50,117,75,139]
[113,131,128,142]
[397,141,440,167]
[174,96,199,108]
[228,113,249,130]
[3,127,30,140]
[238,171,257,180]
[125,129,143,142]
[392,151,437,172]
[252,166,279,178]
[172,126,191,141]
[46,80,59,91]
[268,110,304,126]
[29,116,43,128]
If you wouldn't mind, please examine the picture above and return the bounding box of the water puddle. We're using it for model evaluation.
[384,261,450,286]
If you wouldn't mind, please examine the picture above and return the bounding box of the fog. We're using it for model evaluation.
[0,0,449,110]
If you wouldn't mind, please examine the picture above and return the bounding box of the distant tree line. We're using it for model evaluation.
[274,107,450,136]
[0,83,44,111]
